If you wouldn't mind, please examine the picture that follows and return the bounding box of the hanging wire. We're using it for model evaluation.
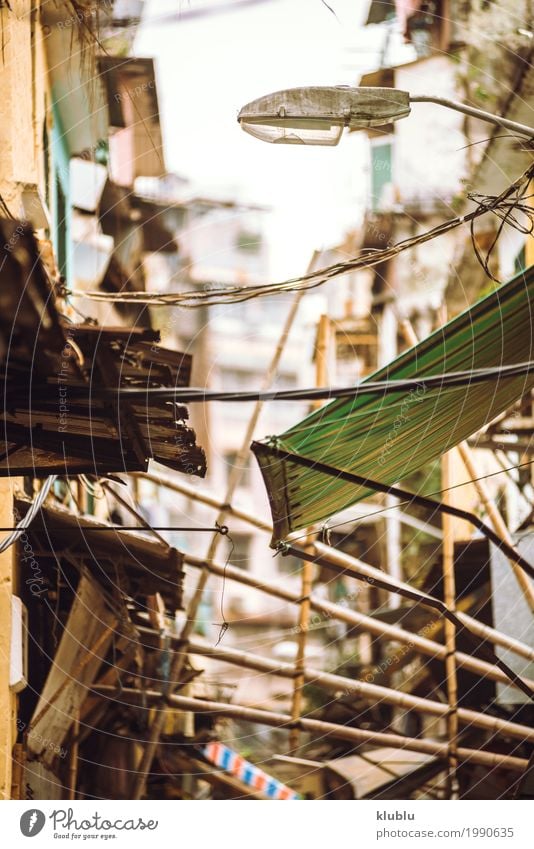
[66,162,534,308]
[0,475,56,553]
[9,361,534,407]
[213,523,233,647]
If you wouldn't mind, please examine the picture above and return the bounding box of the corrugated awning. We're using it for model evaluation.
[252,265,534,544]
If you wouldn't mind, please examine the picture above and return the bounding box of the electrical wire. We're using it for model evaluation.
[66,162,534,308]
[0,475,57,553]
[9,361,534,405]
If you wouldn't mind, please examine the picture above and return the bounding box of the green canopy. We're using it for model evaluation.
[252,265,534,545]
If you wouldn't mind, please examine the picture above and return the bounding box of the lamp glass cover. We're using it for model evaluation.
[239,119,344,146]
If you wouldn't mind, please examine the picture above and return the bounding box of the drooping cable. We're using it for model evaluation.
[65,162,534,308]
[7,361,534,405]
[0,476,57,553]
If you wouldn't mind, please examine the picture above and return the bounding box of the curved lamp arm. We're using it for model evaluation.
[410,94,534,138]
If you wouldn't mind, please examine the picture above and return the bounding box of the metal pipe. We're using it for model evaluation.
[410,95,534,138]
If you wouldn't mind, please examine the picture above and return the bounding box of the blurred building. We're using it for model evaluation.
[135,174,345,710]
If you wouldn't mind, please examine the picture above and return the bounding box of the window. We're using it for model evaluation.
[236,230,262,253]
[55,175,67,278]
[370,140,393,213]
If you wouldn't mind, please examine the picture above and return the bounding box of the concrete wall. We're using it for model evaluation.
[395,55,468,204]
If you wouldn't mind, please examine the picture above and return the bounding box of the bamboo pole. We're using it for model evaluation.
[182,551,534,690]
[289,314,330,751]
[400,318,534,612]
[457,442,534,611]
[140,473,534,665]
[442,449,460,799]
[132,286,306,799]
[289,552,313,753]
[311,540,534,667]
[133,471,272,533]
[454,612,534,662]
[176,636,534,743]
[311,314,330,411]
[94,686,530,774]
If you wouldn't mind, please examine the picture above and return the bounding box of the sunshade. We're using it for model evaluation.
[252,265,534,545]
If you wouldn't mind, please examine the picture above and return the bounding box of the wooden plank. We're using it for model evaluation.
[27,576,116,768]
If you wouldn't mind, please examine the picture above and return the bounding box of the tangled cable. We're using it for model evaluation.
[0,476,57,554]
[66,162,534,308]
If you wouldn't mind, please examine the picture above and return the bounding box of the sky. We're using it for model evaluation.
[135,0,413,276]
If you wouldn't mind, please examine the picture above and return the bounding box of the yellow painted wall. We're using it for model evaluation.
[0,480,17,799]
[0,2,50,799]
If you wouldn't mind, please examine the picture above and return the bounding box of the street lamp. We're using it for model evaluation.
[237,85,534,145]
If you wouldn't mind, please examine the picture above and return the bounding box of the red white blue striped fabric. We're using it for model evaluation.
[202,742,300,799]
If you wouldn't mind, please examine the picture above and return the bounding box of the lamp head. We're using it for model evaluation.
[238,86,410,146]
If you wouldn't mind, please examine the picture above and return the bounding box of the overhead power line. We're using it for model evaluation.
[12,361,534,405]
[67,163,534,308]
[0,476,56,554]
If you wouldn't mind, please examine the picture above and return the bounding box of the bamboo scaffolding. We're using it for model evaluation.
[400,318,534,612]
[93,686,530,774]
[307,543,533,701]
[132,287,306,799]
[289,314,330,752]
[140,472,534,665]
[442,449,460,799]
[181,552,534,692]
[311,541,534,673]
[130,628,534,744]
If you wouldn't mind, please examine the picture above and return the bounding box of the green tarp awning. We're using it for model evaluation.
[252,265,534,545]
